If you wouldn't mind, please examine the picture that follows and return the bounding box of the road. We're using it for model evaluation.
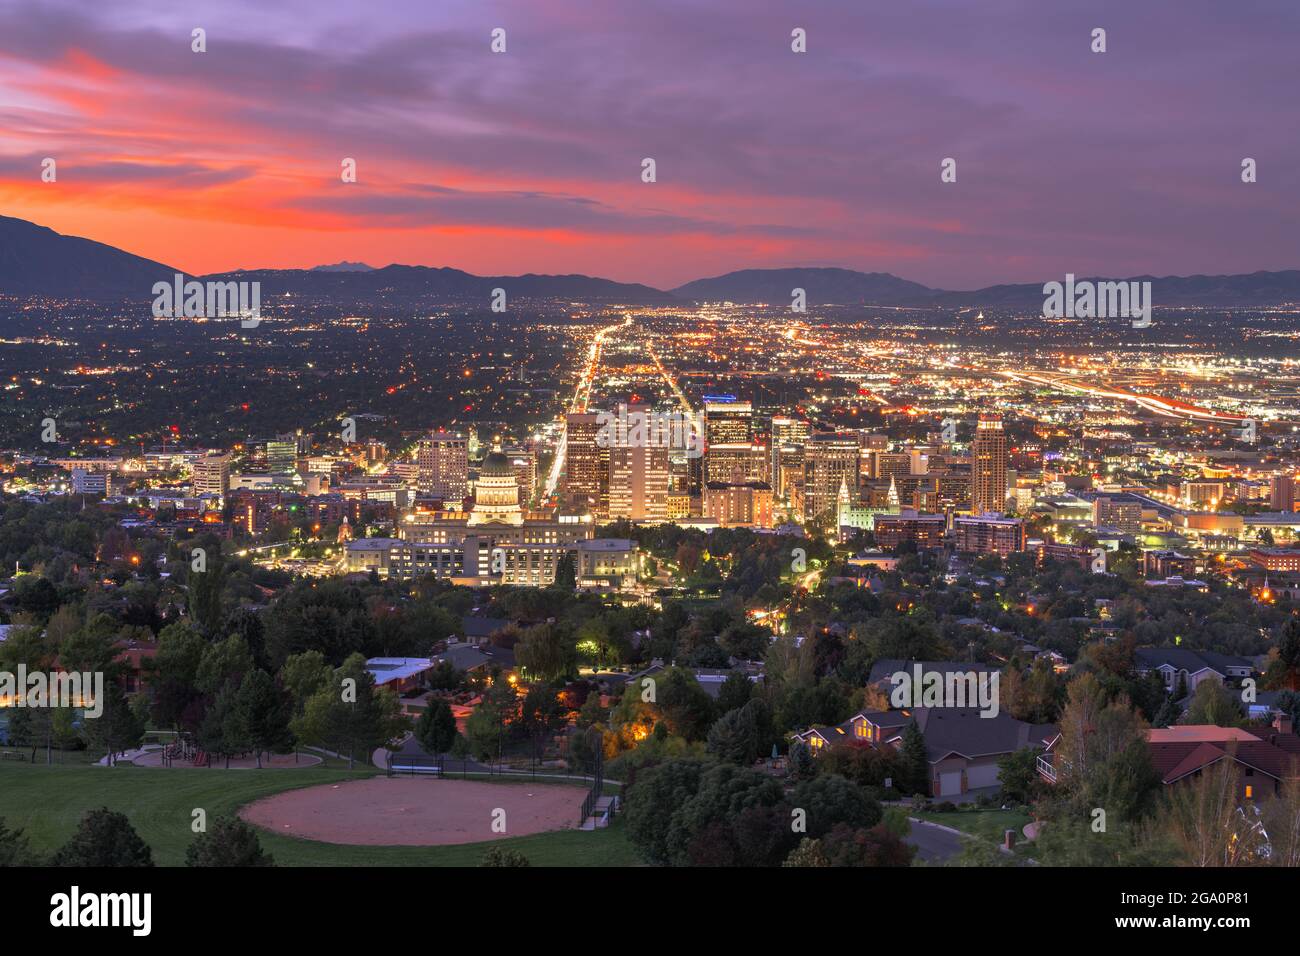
[904,818,965,863]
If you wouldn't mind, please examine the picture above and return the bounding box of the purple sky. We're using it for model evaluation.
[0,0,1296,288]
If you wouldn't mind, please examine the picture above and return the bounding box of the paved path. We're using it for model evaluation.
[904,818,965,863]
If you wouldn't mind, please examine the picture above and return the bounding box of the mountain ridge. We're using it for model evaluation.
[3,215,1298,308]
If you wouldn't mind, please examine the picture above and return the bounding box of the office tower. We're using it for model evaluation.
[954,514,1026,556]
[872,451,911,480]
[704,482,774,528]
[266,439,298,474]
[503,445,537,504]
[705,442,770,486]
[1270,475,1296,512]
[703,396,753,446]
[564,412,609,517]
[803,432,859,523]
[416,430,469,500]
[971,414,1008,514]
[607,403,670,522]
[775,445,805,501]
[770,416,810,448]
[909,448,931,476]
[277,429,313,455]
[192,451,231,498]
[873,510,948,550]
[1092,495,1142,533]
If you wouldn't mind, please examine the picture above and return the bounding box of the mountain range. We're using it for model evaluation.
[2,214,1298,309]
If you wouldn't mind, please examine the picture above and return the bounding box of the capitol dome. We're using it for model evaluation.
[480,450,513,478]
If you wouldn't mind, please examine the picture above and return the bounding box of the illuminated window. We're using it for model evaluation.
[1245,785,1253,799]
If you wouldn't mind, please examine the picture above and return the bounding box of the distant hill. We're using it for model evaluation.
[933,271,1300,308]
[310,261,375,273]
[203,264,676,304]
[0,215,179,298]
[0,216,675,305]
[3,215,1298,309]
[671,267,939,305]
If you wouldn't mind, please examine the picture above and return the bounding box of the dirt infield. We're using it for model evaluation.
[239,777,583,845]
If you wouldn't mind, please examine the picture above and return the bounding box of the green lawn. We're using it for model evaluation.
[0,763,640,867]
[915,808,1032,845]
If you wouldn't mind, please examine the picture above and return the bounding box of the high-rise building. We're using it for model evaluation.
[607,403,670,522]
[703,396,753,446]
[1092,495,1143,533]
[1270,474,1296,512]
[416,430,468,500]
[803,432,859,523]
[563,412,609,518]
[266,439,298,474]
[191,451,231,499]
[971,414,1008,514]
[503,446,537,504]
[770,416,810,448]
[705,442,770,486]
[704,482,774,528]
[954,513,1026,556]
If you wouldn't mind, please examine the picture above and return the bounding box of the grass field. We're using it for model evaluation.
[0,763,640,867]
[914,807,1036,859]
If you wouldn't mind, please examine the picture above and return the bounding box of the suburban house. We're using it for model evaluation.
[792,707,1058,798]
[1037,718,1300,801]
[1133,647,1254,694]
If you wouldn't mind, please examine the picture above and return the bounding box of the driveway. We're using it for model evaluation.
[904,818,965,863]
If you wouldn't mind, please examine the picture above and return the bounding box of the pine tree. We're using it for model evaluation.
[185,816,274,867]
[899,721,930,796]
[414,698,458,755]
[51,808,153,867]
[233,669,294,768]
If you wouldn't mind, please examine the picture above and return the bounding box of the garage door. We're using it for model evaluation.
[938,771,963,796]
[966,763,999,789]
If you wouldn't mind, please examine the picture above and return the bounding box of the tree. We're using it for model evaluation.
[707,701,764,765]
[820,823,915,866]
[899,721,930,795]
[196,634,254,697]
[1185,679,1243,727]
[551,553,576,591]
[185,816,275,867]
[0,817,39,866]
[1165,754,1265,867]
[82,682,146,765]
[996,747,1040,804]
[150,621,207,731]
[188,546,227,637]
[233,669,294,767]
[293,654,406,768]
[279,650,333,715]
[514,623,576,682]
[791,774,882,838]
[479,846,530,867]
[1260,770,1300,867]
[414,698,459,755]
[787,741,815,781]
[198,681,252,768]
[51,808,153,867]
[624,758,708,865]
[782,837,830,867]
